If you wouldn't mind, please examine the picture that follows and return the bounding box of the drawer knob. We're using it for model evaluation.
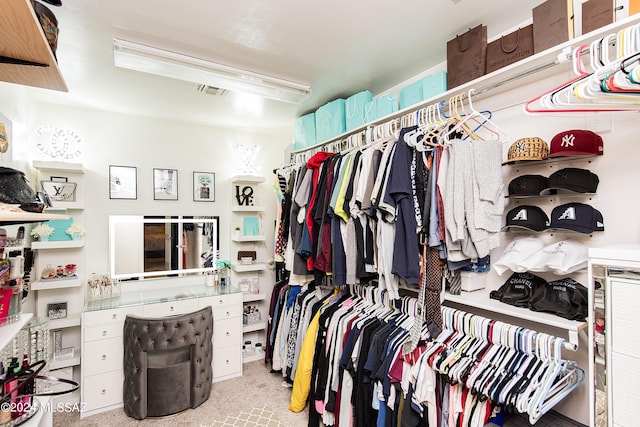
[170,306,174,311]
[225,332,230,336]
[112,314,117,319]
[101,355,107,360]
[225,360,230,365]
[218,299,223,304]
[102,330,107,336]
[101,389,107,395]
[226,311,230,317]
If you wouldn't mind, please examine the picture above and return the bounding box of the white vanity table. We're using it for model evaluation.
[80,280,243,419]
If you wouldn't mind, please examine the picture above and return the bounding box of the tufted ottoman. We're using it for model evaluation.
[122,306,213,419]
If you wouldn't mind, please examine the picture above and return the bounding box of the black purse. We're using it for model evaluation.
[0,168,43,213]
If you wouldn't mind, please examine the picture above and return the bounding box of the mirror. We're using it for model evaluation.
[109,215,219,280]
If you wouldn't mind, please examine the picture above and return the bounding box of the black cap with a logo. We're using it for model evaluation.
[503,205,549,232]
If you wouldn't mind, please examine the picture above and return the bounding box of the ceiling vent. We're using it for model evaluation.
[193,84,229,96]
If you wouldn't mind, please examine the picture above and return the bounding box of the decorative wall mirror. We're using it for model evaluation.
[109,215,219,280]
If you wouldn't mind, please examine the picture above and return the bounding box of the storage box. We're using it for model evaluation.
[364,99,377,123]
[460,271,487,292]
[399,73,448,109]
[376,94,399,118]
[345,90,373,131]
[294,112,317,150]
[315,98,346,142]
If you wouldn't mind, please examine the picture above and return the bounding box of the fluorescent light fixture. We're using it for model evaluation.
[113,38,312,104]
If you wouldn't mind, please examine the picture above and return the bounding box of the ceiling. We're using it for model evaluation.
[25,0,543,135]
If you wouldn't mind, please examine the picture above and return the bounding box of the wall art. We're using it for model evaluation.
[109,165,137,200]
[153,168,178,200]
[193,171,215,202]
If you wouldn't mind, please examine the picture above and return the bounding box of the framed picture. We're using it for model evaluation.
[109,165,137,200]
[41,176,77,206]
[153,168,178,200]
[193,171,215,202]
[47,302,67,319]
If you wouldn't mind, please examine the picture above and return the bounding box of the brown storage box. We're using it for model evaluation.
[533,0,575,53]
[486,25,534,74]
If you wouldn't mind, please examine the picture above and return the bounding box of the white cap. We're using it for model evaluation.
[518,240,588,274]
[493,237,545,275]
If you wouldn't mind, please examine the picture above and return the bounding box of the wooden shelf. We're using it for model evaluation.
[232,235,266,242]
[232,263,268,273]
[0,0,67,92]
[31,277,82,290]
[243,322,267,333]
[444,289,587,332]
[243,293,266,303]
[47,313,81,329]
[31,239,84,250]
[231,175,266,183]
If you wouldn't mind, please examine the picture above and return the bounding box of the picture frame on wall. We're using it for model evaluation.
[153,168,178,200]
[109,165,137,200]
[193,171,215,202]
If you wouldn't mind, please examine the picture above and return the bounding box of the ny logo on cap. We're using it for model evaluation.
[561,134,575,148]
[515,141,527,153]
[512,209,528,221]
[558,207,576,220]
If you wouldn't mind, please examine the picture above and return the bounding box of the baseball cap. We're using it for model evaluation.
[548,129,604,157]
[493,237,545,275]
[518,240,588,274]
[503,205,549,232]
[489,272,547,308]
[507,175,549,198]
[548,202,604,234]
[539,168,599,195]
[528,277,588,321]
[504,137,549,164]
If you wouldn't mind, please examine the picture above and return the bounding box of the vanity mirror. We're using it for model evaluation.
[109,215,219,279]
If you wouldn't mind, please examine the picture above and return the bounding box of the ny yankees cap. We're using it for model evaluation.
[507,175,549,198]
[549,130,604,157]
[539,168,599,195]
[503,205,549,232]
[504,137,549,164]
[548,202,604,233]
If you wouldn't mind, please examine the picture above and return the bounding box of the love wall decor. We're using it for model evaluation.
[41,176,77,206]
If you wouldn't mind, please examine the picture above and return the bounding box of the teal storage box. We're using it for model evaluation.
[46,219,73,241]
[345,91,373,131]
[294,113,317,150]
[422,71,447,100]
[376,94,398,118]
[364,100,377,123]
[399,72,448,109]
[315,99,346,142]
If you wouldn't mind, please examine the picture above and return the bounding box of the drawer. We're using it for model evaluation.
[83,306,141,326]
[199,292,243,310]
[83,337,123,376]
[82,370,124,413]
[212,304,242,321]
[142,299,197,317]
[84,323,123,342]
[213,318,242,349]
[213,345,242,379]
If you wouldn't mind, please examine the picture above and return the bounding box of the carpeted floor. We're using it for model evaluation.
[53,361,307,426]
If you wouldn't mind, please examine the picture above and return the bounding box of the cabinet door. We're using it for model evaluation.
[84,323,123,342]
[141,299,195,317]
[213,345,242,379]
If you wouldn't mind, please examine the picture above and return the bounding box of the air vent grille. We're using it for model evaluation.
[193,84,229,96]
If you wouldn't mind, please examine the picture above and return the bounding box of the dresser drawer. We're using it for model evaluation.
[83,338,123,376]
[213,318,242,349]
[142,299,197,317]
[83,370,124,413]
[199,293,243,310]
[83,306,141,326]
[212,304,242,321]
[212,345,242,379]
[84,323,123,342]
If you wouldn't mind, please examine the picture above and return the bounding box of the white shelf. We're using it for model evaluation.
[0,313,33,351]
[49,354,80,370]
[243,353,264,363]
[231,175,266,183]
[31,239,84,250]
[444,289,587,332]
[24,396,51,427]
[33,161,85,173]
[47,313,81,329]
[232,263,268,272]
[243,322,267,333]
[0,210,69,225]
[232,235,266,242]
[243,293,266,303]
[31,277,82,290]
[595,355,605,366]
[232,205,266,212]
